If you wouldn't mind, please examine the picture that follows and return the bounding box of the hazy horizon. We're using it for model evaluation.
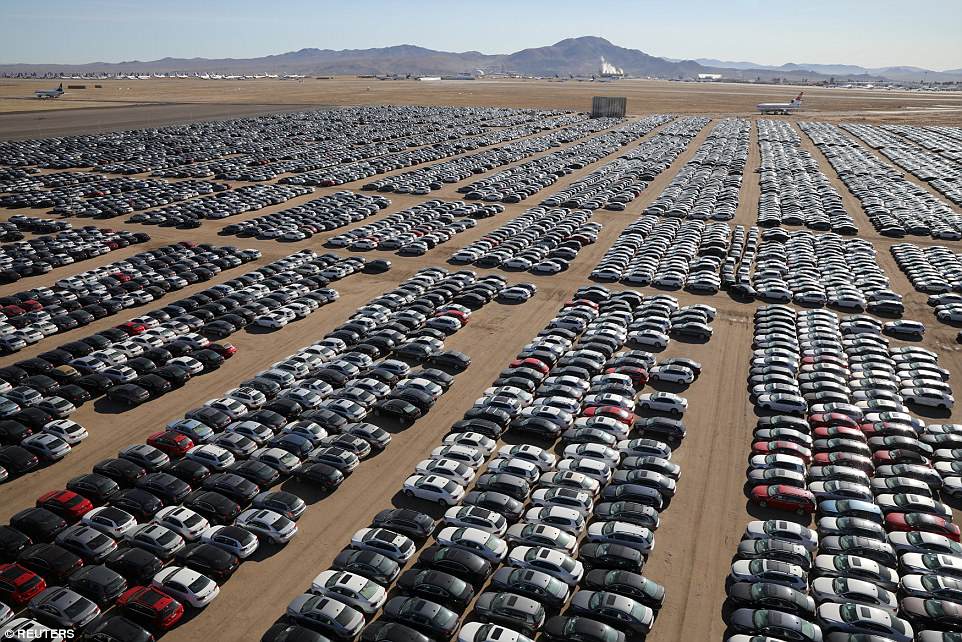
[2,0,961,71]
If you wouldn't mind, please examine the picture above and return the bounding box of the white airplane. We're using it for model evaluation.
[34,83,64,99]
[757,92,803,115]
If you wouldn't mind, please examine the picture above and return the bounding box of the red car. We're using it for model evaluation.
[437,310,470,325]
[581,405,636,425]
[885,512,961,542]
[116,322,146,336]
[117,586,185,630]
[873,449,929,467]
[860,421,917,438]
[36,490,94,521]
[208,343,237,359]
[605,366,648,388]
[800,355,847,367]
[808,413,860,429]
[19,300,42,312]
[563,299,599,310]
[112,272,132,283]
[0,563,46,606]
[1,305,24,317]
[750,484,817,515]
[146,431,194,458]
[508,358,550,375]
[812,452,874,473]
[751,441,812,464]
[178,241,198,249]
[813,426,864,440]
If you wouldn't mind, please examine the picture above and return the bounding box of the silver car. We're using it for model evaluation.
[28,587,100,629]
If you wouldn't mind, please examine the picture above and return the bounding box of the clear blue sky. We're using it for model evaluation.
[2,0,960,70]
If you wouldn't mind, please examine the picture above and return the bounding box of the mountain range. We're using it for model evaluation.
[2,36,958,82]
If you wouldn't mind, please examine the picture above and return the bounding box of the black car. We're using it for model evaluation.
[725,580,815,618]
[462,491,524,522]
[93,458,147,488]
[68,563,128,606]
[416,545,492,588]
[10,508,67,543]
[397,568,475,611]
[331,549,400,585]
[107,384,150,407]
[136,473,191,505]
[583,569,666,611]
[0,419,32,444]
[243,409,286,432]
[175,543,240,583]
[541,615,626,642]
[382,596,459,639]
[425,351,470,373]
[186,406,231,431]
[261,623,332,642]
[373,398,422,427]
[166,459,212,486]
[183,490,241,526]
[372,509,436,540]
[193,349,224,371]
[0,445,39,476]
[490,567,571,610]
[474,473,530,502]
[66,473,120,505]
[56,384,91,407]
[110,489,164,521]
[579,543,644,572]
[295,463,344,490]
[105,546,164,584]
[202,473,259,506]
[228,460,281,488]
[474,591,546,635]
[18,542,83,583]
[76,374,115,396]
[83,616,155,642]
[133,374,171,398]
[0,526,33,561]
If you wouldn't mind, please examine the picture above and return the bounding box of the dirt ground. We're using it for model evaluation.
[1,94,961,642]
[1,77,961,125]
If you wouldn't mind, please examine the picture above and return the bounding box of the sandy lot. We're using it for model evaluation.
[0,93,961,642]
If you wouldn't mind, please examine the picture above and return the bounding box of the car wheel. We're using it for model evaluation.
[759,501,768,508]
[795,508,806,516]
[641,404,650,411]
[438,499,448,506]
[404,489,414,497]
[670,409,680,417]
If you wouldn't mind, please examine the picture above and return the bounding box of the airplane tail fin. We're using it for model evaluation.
[793,91,803,103]
[57,83,63,91]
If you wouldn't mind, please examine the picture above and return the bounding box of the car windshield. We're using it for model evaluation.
[560,556,576,572]
[64,599,90,617]
[358,581,379,600]
[188,576,210,592]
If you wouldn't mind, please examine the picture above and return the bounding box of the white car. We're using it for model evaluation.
[436,526,507,563]
[255,312,289,329]
[636,392,688,416]
[169,356,204,375]
[507,546,583,586]
[900,387,954,409]
[226,387,267,410]
[21,433,71,461]
[562,443,620,468]
[350,528,415,562]
[236,509,298,544]
[648,364,695,384]
[458,623,534,642]
[41,420,88,445]
[403,474,465,506]
[151,566,219,608]
[201,525,260,558]
[185,444,236,471]
[430,445,485,469]
[486,458,541,484]
[443,506,508,536]
[250,447,302,475]
[497,444,557,472]
[442,432,496,455]
[755,393,808,415]
[530,487,594,518]
[204,397,248,419]
[152,506,210,542]
[414,458,475,486]
[524,506,586,535]
[309,570,386,615]
[586,521,654,554]
[556,457,612,484]
[81,506,137,538]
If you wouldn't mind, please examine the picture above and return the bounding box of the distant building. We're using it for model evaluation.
[599,57,624,78]
[697,73,722,81]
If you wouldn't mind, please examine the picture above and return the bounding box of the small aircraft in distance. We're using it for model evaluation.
[34,83,64,99]
[757,92,803,115]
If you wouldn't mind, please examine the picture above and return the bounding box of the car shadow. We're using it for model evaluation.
[646,381,689,394]
[244,325,278,335]
[390,489,448,519]
[93,398,130,414]
[670,334,711,345]
[280,478,338,505]
[903,401,952,419]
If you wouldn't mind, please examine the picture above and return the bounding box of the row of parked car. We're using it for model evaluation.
[219,191,392,242]
[120,184,314,228]
[756,119,858,234]
[0,106,567,175]
[455,118,666,205]
[0,265,491,637]
[891,242,962,296]
[800,122,962,240]
[263,284,702,642]
[450,207,599,275]
[730,226,903,314]
[0,227,149,284]
[0,242,258,355]
[727,304,962,640]
[6,216,72,234]
[325,200,495,257]
[843,123,962,208]
[643,118,750,221]
[352,114,601,194]
[542,116,709,212]
[591,216,732,295]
